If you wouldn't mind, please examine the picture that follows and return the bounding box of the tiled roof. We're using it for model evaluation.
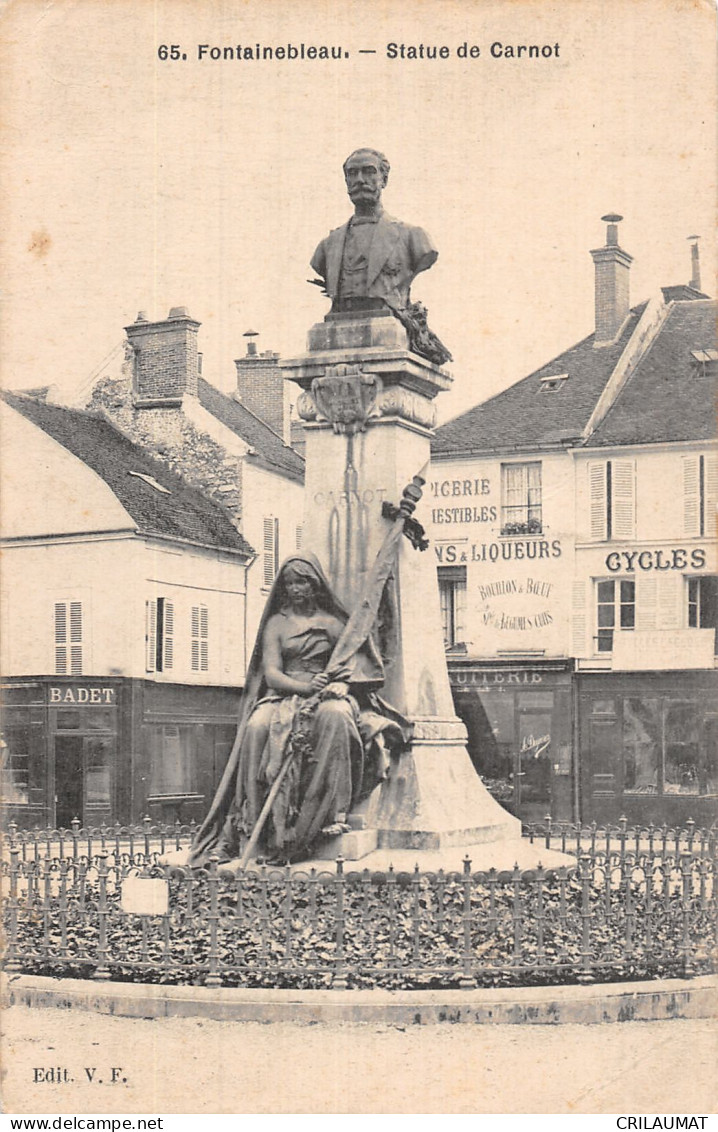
[432,305,647,456]
[197,378,304,481]
[2,392,253,554]
[585,299,717,446]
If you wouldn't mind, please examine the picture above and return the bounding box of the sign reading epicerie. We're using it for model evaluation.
[430,478,496,525]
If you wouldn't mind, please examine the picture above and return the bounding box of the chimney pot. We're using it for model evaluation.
[168,306,190,319]
[136,311,149,322]
[243,328,259,357]
[687,235,701,291]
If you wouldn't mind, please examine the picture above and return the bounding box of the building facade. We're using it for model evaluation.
[431,222,717,825]
[85,309,305,653]
[1,393,252,829]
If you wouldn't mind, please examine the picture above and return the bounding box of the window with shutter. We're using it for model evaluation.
[588,462,608,540]
[637,575,658,630]
[657,574,681,631]
[145,600,157,673]
[437,566,467,648]
[683,455,700,536]
[163,600,174,670]
[191,605,209,672]
[200,605,208,671]
[684,453,717,538]
[687,575,718,651]
[146,598,174,673]
[587,460,635,541]
[54,601,82,675]
[571,580,587,656]
[54,602,67,675]
[500,462,542,534]
[594,578,635,653]
[704,455,717,538]
[263,517,279,587]
[611,459,636,539]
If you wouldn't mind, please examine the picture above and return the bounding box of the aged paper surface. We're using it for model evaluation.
[1,0,716,1116]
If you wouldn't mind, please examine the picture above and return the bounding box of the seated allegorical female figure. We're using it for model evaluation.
[189,554,408,866]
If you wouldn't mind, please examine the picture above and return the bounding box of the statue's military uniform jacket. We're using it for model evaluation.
[311,213,438,311]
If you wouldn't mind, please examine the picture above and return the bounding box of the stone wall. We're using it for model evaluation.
[86,372,242,528]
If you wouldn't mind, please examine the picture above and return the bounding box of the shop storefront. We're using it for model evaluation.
[577,671,718,826]
[1,677,240,829]
[448,662,575,823]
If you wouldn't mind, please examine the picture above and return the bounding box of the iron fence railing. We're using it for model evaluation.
[524,814,717,863]
[3,819,716,990]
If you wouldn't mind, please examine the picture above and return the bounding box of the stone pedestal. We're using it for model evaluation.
[280,311,519,851]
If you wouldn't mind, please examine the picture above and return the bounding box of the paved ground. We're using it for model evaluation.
[2,1006,716,1114]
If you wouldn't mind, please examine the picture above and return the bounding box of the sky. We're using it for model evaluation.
[1,0,715,424]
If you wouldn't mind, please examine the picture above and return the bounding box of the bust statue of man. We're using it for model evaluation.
[310,148,439,315]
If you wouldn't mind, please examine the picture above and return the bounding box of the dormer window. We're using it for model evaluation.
[690,349,718,376]
[128,471,171,495]
[538,373,569,392]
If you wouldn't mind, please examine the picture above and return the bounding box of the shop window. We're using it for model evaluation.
[145,598,174,673]
[623,697,660,794]
[191,605,209,672]
[0,726,29,804]
[501,462,542,535]
[588,459,636,541]
[149,726,196,796]
[56,710,81,729]
[85,736,112,807]
[687,575,718,651]
[437,566,466,649]
[263,517,279,587]
[596,579,635,652]
[54,601,83,675]
[664,702,702,795]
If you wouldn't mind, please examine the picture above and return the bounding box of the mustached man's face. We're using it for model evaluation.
[344,152,385,206]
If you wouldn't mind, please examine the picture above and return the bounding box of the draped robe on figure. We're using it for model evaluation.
[189,554,408,865]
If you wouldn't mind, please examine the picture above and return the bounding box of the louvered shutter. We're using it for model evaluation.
[69,602,82,674]
[657,574,681,630]
[611,459,636,539]
[588,463,607,540]
[683,455,700,537]
[455,577,467,643]
[571,580,587,656]
[200,606,209,671]
[55,602,67,675]
[637,575,658,630]
[704,455,718,538]
[163,601,174,670]
[145,600,157,672]
[191,606,200,671]
[263,517,278,587]
[295,524,303,550]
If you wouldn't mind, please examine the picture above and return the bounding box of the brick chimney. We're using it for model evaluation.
[125,307,200,407]
[590,215,633,346]
[234,330,289,441]
[688,235,701,291]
